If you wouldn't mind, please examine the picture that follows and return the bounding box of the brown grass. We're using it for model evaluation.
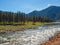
[0,22,46,32]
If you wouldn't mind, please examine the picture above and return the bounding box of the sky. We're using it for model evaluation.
[0,0,60,13]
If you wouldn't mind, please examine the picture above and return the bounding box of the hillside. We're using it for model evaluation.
[28,6,60,21]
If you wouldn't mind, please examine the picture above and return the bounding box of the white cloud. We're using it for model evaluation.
[47,4,52,7]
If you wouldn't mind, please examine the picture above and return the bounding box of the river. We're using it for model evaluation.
[0,23,60,45]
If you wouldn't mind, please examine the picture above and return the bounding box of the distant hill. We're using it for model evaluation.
[28,6,60,21]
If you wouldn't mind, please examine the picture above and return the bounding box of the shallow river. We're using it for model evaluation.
[0,23,60,45]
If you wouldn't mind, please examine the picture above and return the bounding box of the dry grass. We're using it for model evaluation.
[0,22,47,32]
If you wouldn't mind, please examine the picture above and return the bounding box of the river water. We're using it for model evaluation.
[0,23,60,45]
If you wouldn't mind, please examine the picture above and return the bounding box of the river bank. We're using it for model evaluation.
[0,22,45,33]
[0,22,49,33]
[41,33,60,45]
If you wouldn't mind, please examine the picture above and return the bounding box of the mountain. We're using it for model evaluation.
[28,6,60,21]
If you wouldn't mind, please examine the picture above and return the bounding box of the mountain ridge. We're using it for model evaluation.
[28,6,60,21]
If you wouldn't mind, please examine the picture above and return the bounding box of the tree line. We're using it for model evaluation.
[0,11,53,25]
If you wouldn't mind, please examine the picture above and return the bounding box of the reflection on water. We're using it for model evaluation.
[0,23,60,45]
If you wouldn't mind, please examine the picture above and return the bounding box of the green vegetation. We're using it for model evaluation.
[0,11,52,32]
[0,11,52,25]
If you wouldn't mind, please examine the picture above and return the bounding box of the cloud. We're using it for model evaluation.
[47,4,52,7]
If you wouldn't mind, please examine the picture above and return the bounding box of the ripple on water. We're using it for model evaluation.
[0,25,60,45]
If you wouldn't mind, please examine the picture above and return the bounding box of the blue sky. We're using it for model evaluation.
[0,0,60,13]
